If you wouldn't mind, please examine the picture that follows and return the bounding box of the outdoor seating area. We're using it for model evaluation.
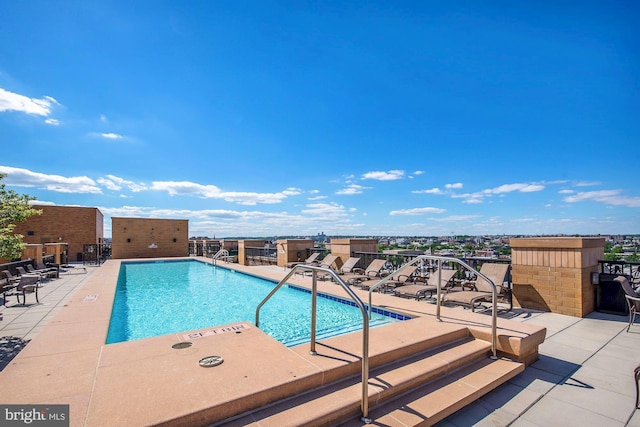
[1,259,61,307]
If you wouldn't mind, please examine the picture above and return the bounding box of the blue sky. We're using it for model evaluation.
[1,1,638,238]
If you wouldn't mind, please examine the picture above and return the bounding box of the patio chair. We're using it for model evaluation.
[614,276,640,332]
[393,268,458,301]
[442,263,512,312]
[378,265,418,293]
[338,257,361,274]
[3,275,40,306]
[321,257,361,281]
[2,269,21,285]
[16,266,42,279]
[298,254,343,277]
[287,252,321,269]
[26,264,58,280]
[36,262,59,278]
[339,259,388,286]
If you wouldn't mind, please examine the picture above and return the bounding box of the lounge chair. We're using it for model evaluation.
[298,254,342,277]
[614,276,640,332]
[3,275,40,306]
[16,266,42,279]
[442,263,511,312]
[36,262,59,278]
[286,252,321,269]
[393,269,458,300]
[2,270,21,285]
[338,257,361,274]
[321,257,361,281]
[378,265,418,293]
[340,259,388,287]
[26,264,58,280]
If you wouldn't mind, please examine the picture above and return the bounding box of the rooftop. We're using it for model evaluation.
[0,261,639,426]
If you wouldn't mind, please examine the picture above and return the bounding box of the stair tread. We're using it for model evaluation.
[224,340,520,427]
[356,357,525,427]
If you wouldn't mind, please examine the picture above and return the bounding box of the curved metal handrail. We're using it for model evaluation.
[368,254,498,358]
[210,249,230,265]
[255,264,372,422]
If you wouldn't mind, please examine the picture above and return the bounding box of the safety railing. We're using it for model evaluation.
[210,249,230,265]
[368,254,498,359]
[255,264,372,423]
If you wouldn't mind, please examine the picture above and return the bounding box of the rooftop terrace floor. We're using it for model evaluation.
[0,260,639,426]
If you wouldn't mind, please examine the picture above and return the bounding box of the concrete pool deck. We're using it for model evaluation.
[0,258,639,426]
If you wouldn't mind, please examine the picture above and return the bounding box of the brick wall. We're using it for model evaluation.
[111,217,189,259]
[510,237,604,317]
[13,205,104,261]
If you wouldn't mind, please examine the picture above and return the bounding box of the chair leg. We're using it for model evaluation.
[635,364,640,408]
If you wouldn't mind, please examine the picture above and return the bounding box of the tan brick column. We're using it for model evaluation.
[275,239,314,267]
[329,238,378,265]
[510,237,604,317]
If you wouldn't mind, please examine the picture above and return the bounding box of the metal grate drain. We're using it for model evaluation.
[199,355,224,367]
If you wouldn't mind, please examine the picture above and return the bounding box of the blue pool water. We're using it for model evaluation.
[106,260,409,346]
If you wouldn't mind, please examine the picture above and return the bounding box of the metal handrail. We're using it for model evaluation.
[368,254,498,358]
[210,249,230,265]
[255,264,372,423]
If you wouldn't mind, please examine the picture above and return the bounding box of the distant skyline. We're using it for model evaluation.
[1,1,638,238]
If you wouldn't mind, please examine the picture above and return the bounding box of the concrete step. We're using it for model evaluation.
[219,337,522,426]
[351,357,525,426]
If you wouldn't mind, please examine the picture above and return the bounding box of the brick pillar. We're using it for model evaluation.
[510,237,605,317]
[237,240,265,266]
[329,238,378,265]
[276,239,314,267]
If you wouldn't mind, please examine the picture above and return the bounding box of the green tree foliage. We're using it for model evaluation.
[0,174,42,260]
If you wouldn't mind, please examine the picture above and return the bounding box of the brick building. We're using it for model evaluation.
[13,205,104,262]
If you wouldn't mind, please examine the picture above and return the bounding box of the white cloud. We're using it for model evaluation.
[574,181,600,187]
[44,118,60,126]
[413,170,425,175]
[101,133,124,140]
[491,183,545,194]
[301,202,351,218]
[445,183,463,189]
[97,175,147,192]
[336,184,368,195]
[430,214,479,222]
[361,170,404,181]
[0,166,102,194]
[563,190,640,208]
[412,188,444,195]
[389,207,446,216]
[150,180,300,205]
[558,189,574,194]
[0,88,60,117]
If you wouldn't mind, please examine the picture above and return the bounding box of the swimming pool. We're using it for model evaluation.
[106,259,409,346]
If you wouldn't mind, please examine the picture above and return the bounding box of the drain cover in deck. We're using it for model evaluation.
[199,355,224,367]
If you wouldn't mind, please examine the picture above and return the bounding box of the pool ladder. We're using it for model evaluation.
[210,249,232,265]
[255,265,372,423]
